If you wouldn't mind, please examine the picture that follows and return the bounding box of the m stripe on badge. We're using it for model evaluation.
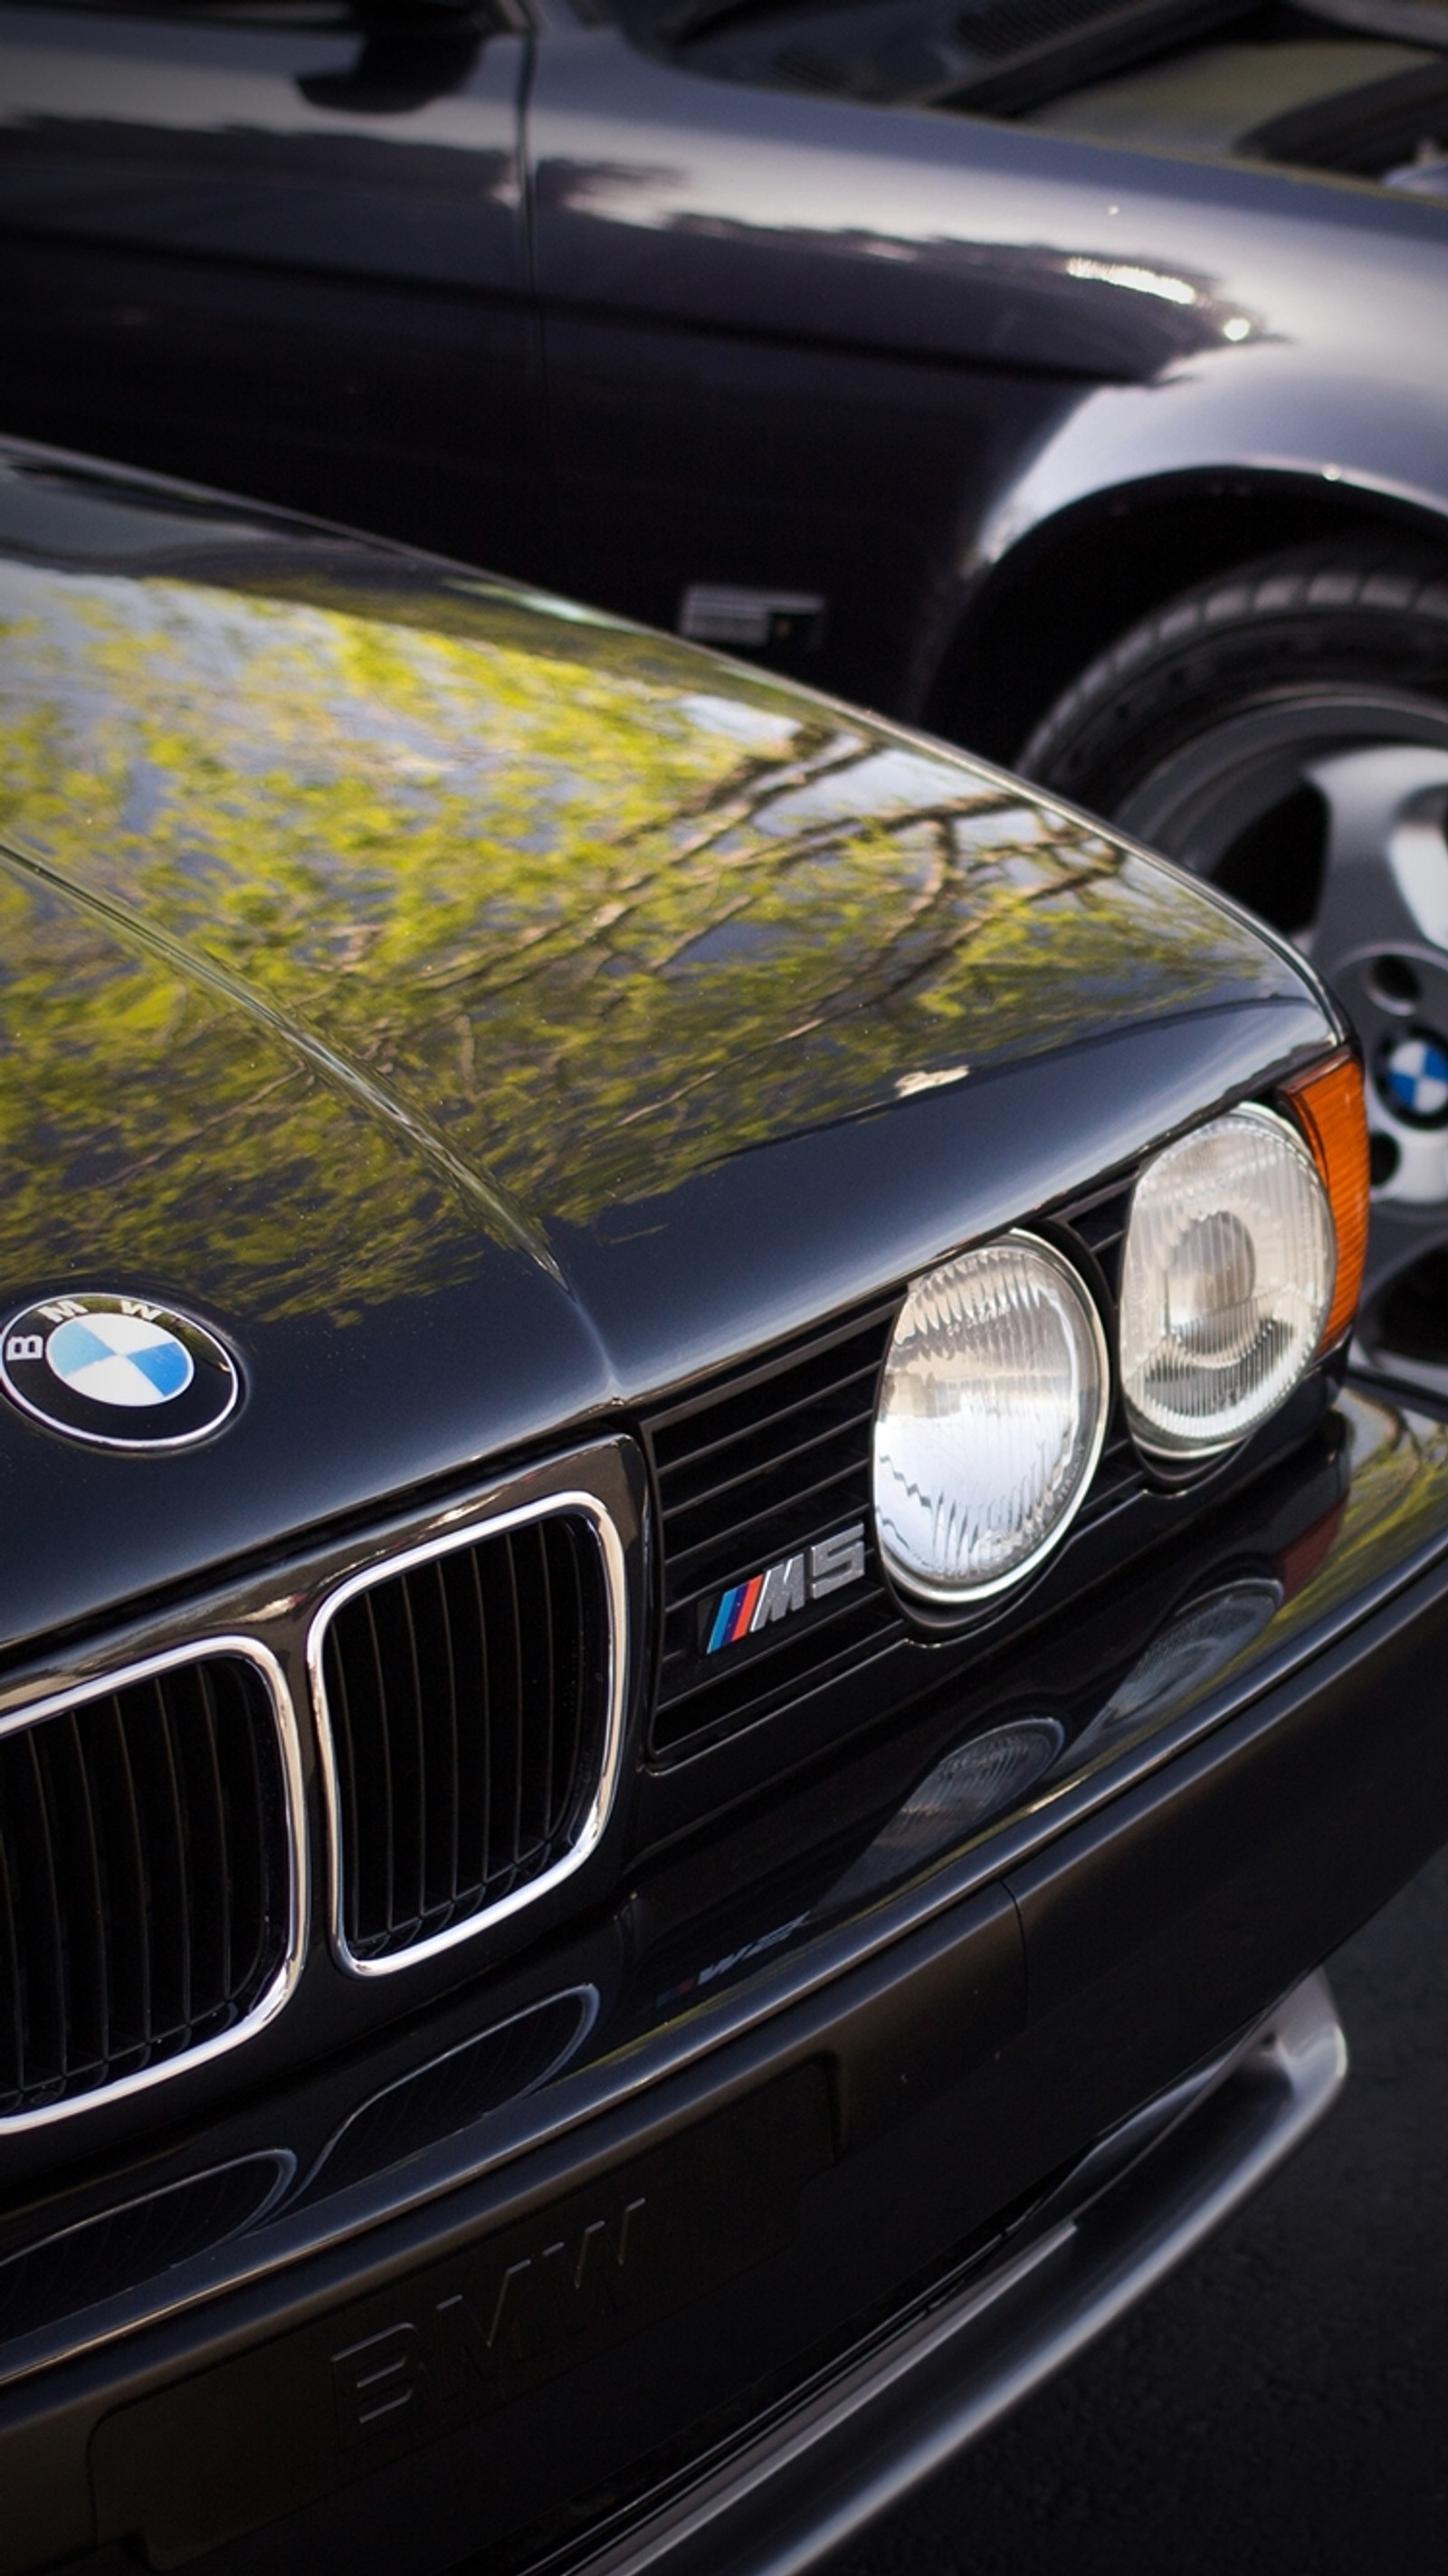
[704,1525,866,1655]
[707,1575,767,1654]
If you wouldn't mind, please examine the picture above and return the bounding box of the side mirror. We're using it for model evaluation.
[299,25,484,115]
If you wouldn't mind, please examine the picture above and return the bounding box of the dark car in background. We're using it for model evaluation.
[5,0,1448,1372]
[2,441,1448,2576]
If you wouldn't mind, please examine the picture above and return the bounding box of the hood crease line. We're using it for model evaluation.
[0,828,567,1290]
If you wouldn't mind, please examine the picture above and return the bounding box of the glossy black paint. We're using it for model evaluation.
[5,2,1448,747]
[0,448,1334,1653]
[527,19,1448,721]
[0,4,545,577]
[0,448,1434,2576]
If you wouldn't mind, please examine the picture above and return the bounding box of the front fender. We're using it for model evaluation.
[976,361,1448,577]
[925,351,1448,757]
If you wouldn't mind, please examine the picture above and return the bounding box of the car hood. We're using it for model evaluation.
[0,453,1335,1647]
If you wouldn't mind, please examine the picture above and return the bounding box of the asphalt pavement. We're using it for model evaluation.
[831,1841,1448,2576]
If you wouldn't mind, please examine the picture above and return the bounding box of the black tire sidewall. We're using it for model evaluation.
[1020,549,1448,818]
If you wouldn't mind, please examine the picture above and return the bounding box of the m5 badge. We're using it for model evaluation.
[704,1523,866,1655]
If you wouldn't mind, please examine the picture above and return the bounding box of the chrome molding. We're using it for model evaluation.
[308,1490,630,1980]
[0,1637,307,2137]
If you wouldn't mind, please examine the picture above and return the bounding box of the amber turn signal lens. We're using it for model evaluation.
[1283,1049,1370,1355]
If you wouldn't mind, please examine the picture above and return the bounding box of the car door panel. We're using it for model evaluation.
[542,308,1074,714]
[0,5,544,572]
[529,30,1148,705]
[528,27,1448,709]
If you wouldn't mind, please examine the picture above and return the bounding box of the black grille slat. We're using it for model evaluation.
[398,1573,429,1941]
[0,1656,291,2123]
[432,1558,463,1912]
[462,1541,492,1904]
[238,1684,274,1999]
[155,1682,192,2041]
[64,1713,110,2072]
[0,1837,20,2100]
[665,1455,875,1600]
[511,1531,540,1873]
[559,1525,590,1836]
[195,1665,233,2018]
[323,1512,613,1967]
[662,1409,878,1560]
[1081,1432,1141,1519]
[106,1704,148,2064]
[327,1611,368,1965]
[20,1730,66,2096]
[535,1529,557,1848]
[494,1531,526,1885]
[654,1357,884,1500]
[548,1531,574,1840]
[653,1308,894,1416]
[360,1587,399,1947]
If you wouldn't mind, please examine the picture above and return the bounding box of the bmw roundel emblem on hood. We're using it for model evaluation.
[0,1293,240,1450]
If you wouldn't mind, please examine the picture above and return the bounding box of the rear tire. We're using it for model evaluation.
[1018,541,1448,1385]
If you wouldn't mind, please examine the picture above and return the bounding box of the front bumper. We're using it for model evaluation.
[570,1970,1346,2576]
[6,1380,1448,2576]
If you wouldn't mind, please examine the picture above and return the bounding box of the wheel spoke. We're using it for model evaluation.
[1301,745,1448,971]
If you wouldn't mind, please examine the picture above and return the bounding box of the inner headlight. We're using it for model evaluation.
[1119,1105,1335,1459]
[872,1233,1109,1605]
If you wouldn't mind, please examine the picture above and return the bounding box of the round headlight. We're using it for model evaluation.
[872,1234,1110,1605]
[1119,1105,1335,1459]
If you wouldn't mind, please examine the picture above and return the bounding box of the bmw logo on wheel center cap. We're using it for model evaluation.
[1377,1029,1448,1130]
[0,1293,240,1449]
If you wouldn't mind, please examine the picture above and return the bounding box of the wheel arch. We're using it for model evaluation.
[925,468,1448,770]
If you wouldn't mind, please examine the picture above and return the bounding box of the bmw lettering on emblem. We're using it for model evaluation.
[0,1293,240,1450]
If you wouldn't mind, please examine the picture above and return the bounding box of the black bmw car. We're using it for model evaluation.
[6,0,1448,1379]
[5,0,1443,1401]
[0,439,1447,2575]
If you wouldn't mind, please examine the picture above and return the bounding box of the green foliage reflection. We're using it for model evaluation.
[0,561,1290,1313]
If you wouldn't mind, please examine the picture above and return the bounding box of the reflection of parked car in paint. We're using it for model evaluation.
[8,0,1448,1373]
[4,442,1448,2576]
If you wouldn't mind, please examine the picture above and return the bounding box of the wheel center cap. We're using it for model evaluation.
[1376,1029,1448,1129]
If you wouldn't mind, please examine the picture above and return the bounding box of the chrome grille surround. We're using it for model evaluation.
[0,1638,304,2137]
[308,1490,629,1979]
